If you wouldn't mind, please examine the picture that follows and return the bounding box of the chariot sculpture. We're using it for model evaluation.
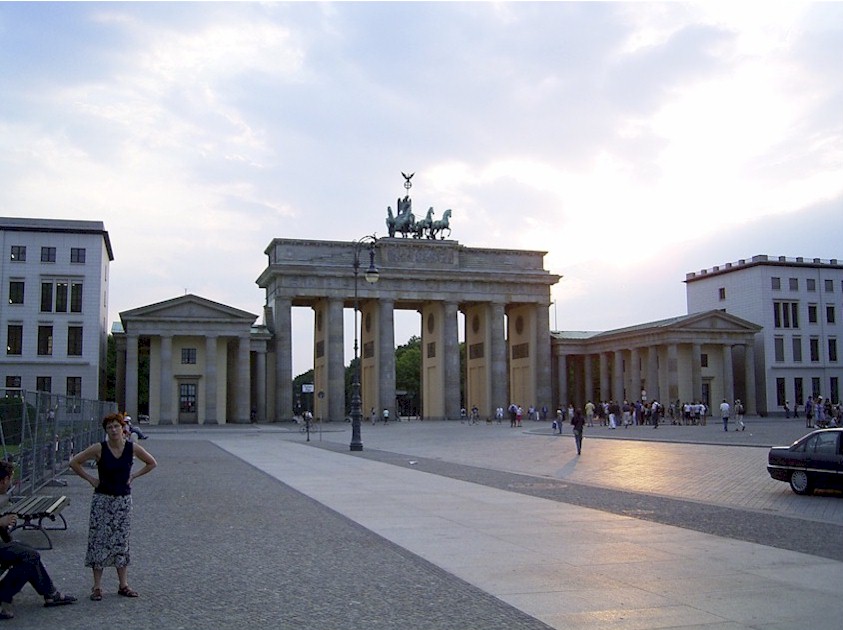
[385,173,452,239]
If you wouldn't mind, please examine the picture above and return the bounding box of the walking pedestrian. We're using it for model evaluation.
[719,399,730,432]
[734,399,745,431]
[571,408,585,455]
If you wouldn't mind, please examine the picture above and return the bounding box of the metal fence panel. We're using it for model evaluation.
[0,390,117,496]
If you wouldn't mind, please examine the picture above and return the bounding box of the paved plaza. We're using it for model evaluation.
[3,416,842,629]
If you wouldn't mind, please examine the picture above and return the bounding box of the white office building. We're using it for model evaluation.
[0,217,113,400]
[686,255,843,415]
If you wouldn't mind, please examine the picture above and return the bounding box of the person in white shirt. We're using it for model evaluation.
[719,399,730,432]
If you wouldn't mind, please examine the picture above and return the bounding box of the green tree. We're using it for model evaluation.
[395,336,421,416]
[292,369,314,416]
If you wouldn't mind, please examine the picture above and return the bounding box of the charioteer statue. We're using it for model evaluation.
[385,173,452,240]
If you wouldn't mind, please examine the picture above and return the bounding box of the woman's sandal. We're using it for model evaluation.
[117,585,139,598]
[44,591,77,607]
[90,587,103,601]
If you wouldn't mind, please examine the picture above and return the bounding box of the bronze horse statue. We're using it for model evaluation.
[428,208,452,239]
[413,207,434,239]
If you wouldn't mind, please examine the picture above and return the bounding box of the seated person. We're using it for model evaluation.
[0,461,76,619]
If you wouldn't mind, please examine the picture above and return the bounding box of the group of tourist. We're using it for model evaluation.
[804,395,842,428]
[0,413,156,620]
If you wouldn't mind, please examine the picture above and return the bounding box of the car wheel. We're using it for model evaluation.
[789,470,813,495]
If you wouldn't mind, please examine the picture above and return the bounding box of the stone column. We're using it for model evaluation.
[205,336,218,424]
[159,335,173,425]
[116,343,126,412]
[583,354,593,406]
[274,298,293,422]
[630,347,641,401]
[327,298,345,422]
[668,344,679,403]
[722,344,734,405]
[444,301,460,420]
[236,335,251,423]
[378,299,396,420]
[745,341,757,415]
[557,353,568,407]
[599,352,609,402]
[612,351,624,402]
[647,345,659,401]
[255,348,267,422]
[535,303,552,412]
[691,343,702,402]
[126,334,139,420]
[490,303,507,409]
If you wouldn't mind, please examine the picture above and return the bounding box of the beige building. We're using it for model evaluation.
[114,295,268,424]
[552,310,762,413]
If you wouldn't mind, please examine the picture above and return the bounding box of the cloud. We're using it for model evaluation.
[0,2,841,376]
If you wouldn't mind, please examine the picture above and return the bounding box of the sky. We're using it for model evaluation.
[1,2,842,376]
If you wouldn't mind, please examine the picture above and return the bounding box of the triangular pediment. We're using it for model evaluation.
[120,294,257,325]
[669,310,762,333]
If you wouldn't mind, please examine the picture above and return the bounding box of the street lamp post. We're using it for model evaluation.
[350,235,379,451]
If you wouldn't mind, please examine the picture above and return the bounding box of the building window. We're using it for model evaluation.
[808,304,818,324]
[37,325,53,356]
[55,282,68,313]
[8,281,24,305]
[774,337,785,362]
[66,376,82,397]
[792,337,802,362]
[41,282,53,312]
[832,377,840,405]
[70,282,83,313]
[70,248,86,263]
[700,353,708,368]
[5,376,21,392]
[827,305,836,324]
[807,278,816,292]
[181,348,197,364]
[773,302,799,328]
[67,326,83,356]
[812,377,821,398]
[829,338,838,363]
[809,337,820,362]
[825,279,834,292]
[36,376,52,393]
[776,378,786,406]
[6,325,22,355]
[179,383,197,413]
[41,246,56,263]
[771,277,781,290]
[794,377,804,405]
[718,287,726,300]
[788,277,798,291]
[10,246,26,262]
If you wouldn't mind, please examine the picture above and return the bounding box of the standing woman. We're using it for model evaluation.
[69,413,157,601]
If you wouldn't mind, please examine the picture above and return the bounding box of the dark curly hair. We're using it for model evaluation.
[101,413,126,430]
[0,460,14,481]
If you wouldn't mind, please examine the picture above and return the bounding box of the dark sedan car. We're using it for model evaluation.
[767,428,843,494]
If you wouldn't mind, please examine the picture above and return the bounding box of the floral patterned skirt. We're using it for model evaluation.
[85,492,132,569]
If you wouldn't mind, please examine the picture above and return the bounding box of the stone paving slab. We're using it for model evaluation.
[2,439,551,630]
[270,418,843,525]
[218,436,843,630]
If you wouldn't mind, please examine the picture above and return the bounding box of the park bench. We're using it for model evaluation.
[0,495,69,550]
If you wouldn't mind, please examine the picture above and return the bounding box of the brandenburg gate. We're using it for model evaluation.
[257,236,560,422]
